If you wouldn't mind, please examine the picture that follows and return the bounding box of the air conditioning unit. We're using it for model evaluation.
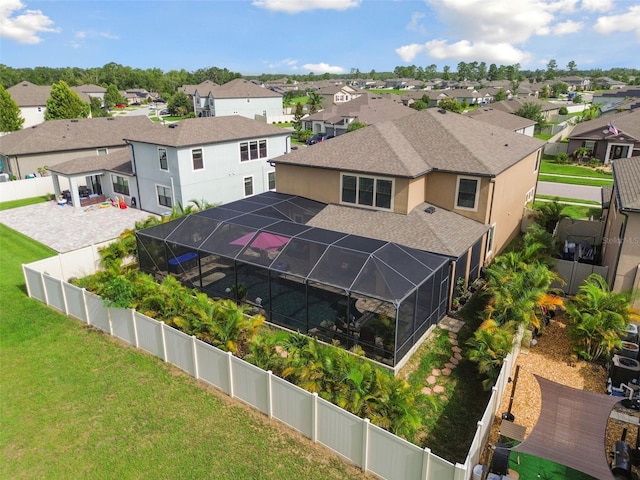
[610,355,640,388]
[621,324,639,344]
[0,173,9,183]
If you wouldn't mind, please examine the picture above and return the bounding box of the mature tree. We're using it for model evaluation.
[442,65,451,80]
[487,63,499,81]
[515,101,545,128]
[494,88,507,101]
[567,60,577,73]
[44,80,90,120]
[566,274,640,361]
[438,97,464,113]
[307,92,323,114]
[552,82,569,97]
[409,99,428,111]
[546,59,557,79]
[89,97,109,118]
[0,85,24,132]
[539,84,551,99]
[457,61,470,81]
[104,84,125,108]
[425,64,438,79]
[292,102,304,136]
[167,91,191,116]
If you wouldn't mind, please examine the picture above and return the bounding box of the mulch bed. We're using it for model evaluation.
[482,314,640,478]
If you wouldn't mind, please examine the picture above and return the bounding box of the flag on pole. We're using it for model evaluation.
[609,122,619,136]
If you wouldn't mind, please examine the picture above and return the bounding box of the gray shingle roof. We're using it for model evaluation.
[465,108,537,131]
[305,94,414,125]
[612,156,640,212]
[569,109,640,140]
[307,203,488,257]
[7,81,51,106]
[275,108,544,177]
[48,149,133,176]
[212,78,281,99]
[123,116,289,147]
[0,116,153,155]
[490,98,560,114]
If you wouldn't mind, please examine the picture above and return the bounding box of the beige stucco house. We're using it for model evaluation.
[272,108,545,288]
[601,156,640,307]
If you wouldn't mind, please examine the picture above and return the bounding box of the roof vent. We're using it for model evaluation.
[438,109,446,114]
[71,119,79,122]
[168,124,178,128]
[424,206,436,214]
[107,117,114,121]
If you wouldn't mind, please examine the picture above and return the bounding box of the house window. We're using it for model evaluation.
[97,148,108,155]
[159,148,168,171]
[268,171,276,190]
[112,175,129,196]
[157,185,172,207]
[341,174,394,210]
[534,150,541,172]
[240,139,268,162]
[192,149,203,170]
[455,176,480,210]
[244,176,254,197]
[486,224,496,256]
[584,140,595,153]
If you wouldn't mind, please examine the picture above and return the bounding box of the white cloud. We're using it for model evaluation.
[424,39,531,64]
[581,0,614,12]
[407,12,427,35]
[0,0,58,44]
[552,19,583,35]
[99,32,119,40]
[75,31,86,39]
[265,58,298,69]
[252,0,360,13]
[301,62,347,74]
[594,5,640,38]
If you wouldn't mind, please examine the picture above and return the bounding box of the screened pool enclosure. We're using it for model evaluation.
[136,192,451,367]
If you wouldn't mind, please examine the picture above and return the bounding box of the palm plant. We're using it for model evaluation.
[209,299,264,358]
[566,274,640,361]
[534,199,568,234]
[466,319,516,390]
[307,92,323,114]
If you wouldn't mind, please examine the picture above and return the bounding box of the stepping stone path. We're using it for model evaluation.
[422,315,464,395]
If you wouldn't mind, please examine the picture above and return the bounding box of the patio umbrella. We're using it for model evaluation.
[230,232,290,251]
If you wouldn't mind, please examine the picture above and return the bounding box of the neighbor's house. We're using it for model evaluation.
[566,109,640,163]
[465,107,538,137]
[557,76,592,91]
[73,84,107,105]
[302,94,415,137]
[315,84,365,108]
[601,156,640,307]
[0,116,151,179]
[273,108,545,286]
[122,116,290,215]
[490,97,561,122]
[179,79,282,121]
[5,81,94,131]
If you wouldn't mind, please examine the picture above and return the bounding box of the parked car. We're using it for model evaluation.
[160,109,170,115]
[306,133,328,145]
[155,98,166,103]
[115,103,126,109]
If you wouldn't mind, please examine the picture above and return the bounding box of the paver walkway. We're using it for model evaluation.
[422,316,465,395]
[0,201,158,253]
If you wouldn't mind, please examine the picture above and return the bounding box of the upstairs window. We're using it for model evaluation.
[341,174,393,210]
[159,148,168,171]
[455,176,479,211]
[240,139,268,162]
[192,149,203,170]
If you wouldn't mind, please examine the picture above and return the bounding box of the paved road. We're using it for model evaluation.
[537,181,603,202]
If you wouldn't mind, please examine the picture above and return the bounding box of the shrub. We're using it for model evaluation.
[559,106,568,115]
[556,152,569,164]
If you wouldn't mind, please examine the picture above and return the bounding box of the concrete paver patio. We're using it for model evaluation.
[0,201,158,253]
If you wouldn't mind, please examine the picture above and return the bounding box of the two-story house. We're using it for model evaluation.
[208,79,282,121]
[122,116,290,215]
[601,156,640,307]
[315,84,365,109]
[273,108,545,284]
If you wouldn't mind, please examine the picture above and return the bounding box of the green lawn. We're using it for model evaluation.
[533,201,601,220]
[535,195,600,205]
[539,161,613,179]
[0,224,369,480]
[0,195,50,211]
[538,174,613,187]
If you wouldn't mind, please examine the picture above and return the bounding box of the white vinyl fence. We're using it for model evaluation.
[0,176,59,202]
[23,246,524,480]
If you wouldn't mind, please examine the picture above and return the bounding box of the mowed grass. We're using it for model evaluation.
[538,174,613,187]
[0,224,369,480]
[0,195,50,211]
[539,161,613,178]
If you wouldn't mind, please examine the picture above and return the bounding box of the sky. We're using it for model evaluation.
[1,0,639,76]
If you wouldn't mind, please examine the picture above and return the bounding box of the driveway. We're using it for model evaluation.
[0,201,158,253]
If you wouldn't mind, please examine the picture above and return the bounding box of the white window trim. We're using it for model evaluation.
[243,175,254,197]
[486,223,496,257]
[158,147,168,172]
[239,139,268,163]
[192,148,204,171]
[455,175,480,212]
[155,183,172,208]
[111,174,130,197]
[525,187,535,205]
[339,172,394,211]
[267,171,276,191]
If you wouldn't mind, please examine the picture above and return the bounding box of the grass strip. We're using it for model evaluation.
[535,195,600,205]
[0,224,367,480]
[0,195,50,211]
[538,174,613,187]
[539,161,612,178]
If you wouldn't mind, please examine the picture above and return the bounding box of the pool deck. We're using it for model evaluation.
[0,201,159,253]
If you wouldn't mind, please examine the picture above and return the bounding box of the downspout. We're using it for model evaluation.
[612,211,628,290]
[127,142,143,211]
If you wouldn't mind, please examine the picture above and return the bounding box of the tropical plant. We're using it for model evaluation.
[209,299,264,358]
[307,92,323,114]
[566,274,640,361]
[534,199,568,233]
[466,319,515,390]
[514,101,545,130]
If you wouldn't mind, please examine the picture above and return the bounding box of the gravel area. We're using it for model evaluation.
[481,315,640,478]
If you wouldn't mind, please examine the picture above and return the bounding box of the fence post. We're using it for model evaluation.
[311,392,318,442]
[266,370,273,419]
[160,321,168,361]
[61,279,69,315]
[361,418,370,471]
[22,265,32,298]
[40,272,49,306]
[491,385,499,414]
[131,309,139,348]
[421,447,431,480]
[454,462,467,480]
[227,351,234,398]
[107,307,114,336]
[83,289,91,325]
[192,335,199,380]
